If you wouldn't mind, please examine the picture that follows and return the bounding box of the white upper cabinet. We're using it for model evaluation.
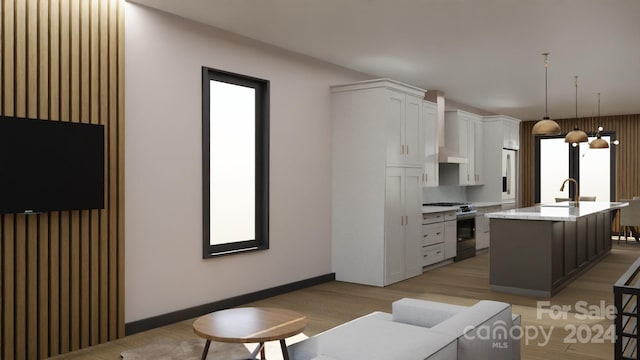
[422,101,439,187]
[467,115,521,203]
[472,117,484,185]
[444,110,482,185]
[385,89,423,167]
[503,118,520,150]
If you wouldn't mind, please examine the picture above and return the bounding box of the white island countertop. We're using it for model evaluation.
[485,201,628,221]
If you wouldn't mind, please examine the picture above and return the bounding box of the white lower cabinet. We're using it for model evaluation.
[476,214,490,250]
[444,220,457,259]
[384,167,423,285]
[476,205,502,250]
[422,243,445,267]
[421,210,456,268]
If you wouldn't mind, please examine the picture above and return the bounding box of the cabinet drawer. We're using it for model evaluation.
[422,211,456,224]
[422,212,445,224]
[422,243,445,267]
[422,222,444,246]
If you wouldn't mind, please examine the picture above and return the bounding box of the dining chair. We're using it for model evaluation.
[620,198,640,241]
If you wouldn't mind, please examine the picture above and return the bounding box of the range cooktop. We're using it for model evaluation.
[423,202,476,214]
[422,202,470,207]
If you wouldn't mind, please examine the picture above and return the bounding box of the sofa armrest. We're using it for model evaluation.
[287,311,458,360]
[392,298,468,328]
[511,313,521,360]
[431,300,513,360]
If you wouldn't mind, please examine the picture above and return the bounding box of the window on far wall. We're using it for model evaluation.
[535,133,616,204]
[201,67,269,258]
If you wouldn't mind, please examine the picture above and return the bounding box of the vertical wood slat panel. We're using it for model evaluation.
[38,0,50,356]
[80,0,92,350]
[49,212,60,357]
[59,0,71,352]
[69,0,81,352]
[1,0,123,358]
[108,0,118,340]
[3,0,13,116]
[117,0,125,338]
[26,0,39,358]
[15,1,27,359]
[48,1,62,356]
[99,0,110,344]
[89,0,101,346]
[2,216,15,360]
[2,1,16,359]
[0,2,5,355]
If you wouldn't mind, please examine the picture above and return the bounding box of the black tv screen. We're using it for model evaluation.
[0,116,104,214]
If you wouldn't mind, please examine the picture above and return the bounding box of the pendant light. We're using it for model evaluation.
[589,93,609,149]
[565,75,588,146]
[532,53,561,135]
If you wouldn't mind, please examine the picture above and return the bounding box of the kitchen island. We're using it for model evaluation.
[486,201,627,297]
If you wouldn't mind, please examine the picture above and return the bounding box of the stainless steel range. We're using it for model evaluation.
[423,202,477,262]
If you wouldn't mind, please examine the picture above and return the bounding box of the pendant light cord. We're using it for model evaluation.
[597,92,601,117]
[543,53,549,117]
[575,75,578,119]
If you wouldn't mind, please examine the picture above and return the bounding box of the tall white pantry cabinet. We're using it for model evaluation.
[331,79,437,286]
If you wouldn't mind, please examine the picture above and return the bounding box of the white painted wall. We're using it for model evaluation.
[124,3,367,322]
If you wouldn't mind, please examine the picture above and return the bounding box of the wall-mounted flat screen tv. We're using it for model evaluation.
[0,116,105,214]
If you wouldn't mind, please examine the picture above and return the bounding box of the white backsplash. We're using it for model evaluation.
[422,185,468,203]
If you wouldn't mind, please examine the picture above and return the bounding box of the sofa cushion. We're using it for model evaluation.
[287,311,457,360]
[392,298,468,328]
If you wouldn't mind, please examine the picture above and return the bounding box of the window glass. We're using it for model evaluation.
[202,67,269,257]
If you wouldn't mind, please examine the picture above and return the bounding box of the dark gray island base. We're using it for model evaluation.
[487,202,627,297]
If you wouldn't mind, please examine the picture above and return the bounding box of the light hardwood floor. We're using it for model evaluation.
[50,241,640,359]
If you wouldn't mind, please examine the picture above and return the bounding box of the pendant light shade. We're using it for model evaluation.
[532,53,561,135]
[589,136,609,149]
[532,118,561,135]
[565,76,588,145]
[565,127,588,144]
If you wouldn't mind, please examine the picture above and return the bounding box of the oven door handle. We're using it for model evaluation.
[456,212,477,220]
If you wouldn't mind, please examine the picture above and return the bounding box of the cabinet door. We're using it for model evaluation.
[385,167,422,284]
[384,167,405,285]
[473,119,484,185]
[458,115,470,185]
[476,214,489,249]
[510,121,520,150]
[423,101,438,187]
[404,167,423,278]
[404,95,423,166]
[444,220,456,259]
[386,90,405,165]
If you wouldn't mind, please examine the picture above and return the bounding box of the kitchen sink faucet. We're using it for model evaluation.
[560,178,579,207]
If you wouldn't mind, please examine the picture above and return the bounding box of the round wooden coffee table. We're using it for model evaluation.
[193,307,307,360]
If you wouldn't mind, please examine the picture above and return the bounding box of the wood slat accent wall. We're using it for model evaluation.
[0,0,124,358]
[520,114,640,231]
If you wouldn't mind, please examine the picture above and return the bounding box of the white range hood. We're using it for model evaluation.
[425,90,468,164]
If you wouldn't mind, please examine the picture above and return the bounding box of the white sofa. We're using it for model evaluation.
[288,298,521,360]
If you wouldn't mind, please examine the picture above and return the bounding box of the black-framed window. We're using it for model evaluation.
[535,131,616,203]
[202,67,269,258]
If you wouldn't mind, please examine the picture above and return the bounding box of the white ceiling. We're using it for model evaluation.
[130,0,640,121]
